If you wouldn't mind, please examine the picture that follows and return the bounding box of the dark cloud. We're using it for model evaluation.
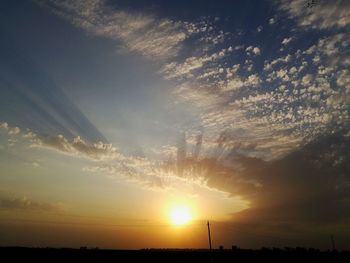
[0,196,61,212]
[166,131,350,247]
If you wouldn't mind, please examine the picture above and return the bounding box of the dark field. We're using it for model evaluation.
[1,247,349,262]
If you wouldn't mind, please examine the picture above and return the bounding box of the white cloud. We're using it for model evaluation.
[246,46,261,56]
[8,127,20,135]
[160,55,212,80]
[270,54,292,66]
[257,26,263,32]
[269,18,275,24]
[222,73,261,92]
[337,70,350,92]
[161,46,236,80]
[23,131,36,139]
[0,122,9,130]
[304,45,316,55]
[302,74,313,86]
[316,33,349,60]
[312,55,321,64]
[224,77,244,92]
[245,46,253,52]
[281,37,293,45]
[245,74,261,87]
[199,30,225,46]
[276,69,289,82]
[263,62,272,71]
[289,66,298,75]
[278,0,350,30]
[42,0,192,60]
[252,47,261,55]
[30,133,122,161]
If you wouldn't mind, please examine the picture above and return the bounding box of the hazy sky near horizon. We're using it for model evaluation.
[1,0,350,249]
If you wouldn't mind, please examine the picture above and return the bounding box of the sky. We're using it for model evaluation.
[0,0,350,250]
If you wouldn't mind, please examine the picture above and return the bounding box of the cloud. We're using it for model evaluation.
[303,33,350,70]
[160,55,213,80]
[245,74,261,86]
[278,0,350,30]
[2,123,222,193]
[37,0,350,190]
[41,0,192,61]
[0,122,9,130]
[8,126,21,135]
[227,132,350,243]
[3,120,350,247]
[271,54,292,66]
[144,130,350,222]
[32,134,121,161]
[302,74,313,86]
[0,122,121,161]
[269,18,275,24]
[23,131,36,139]
[246,46,261,56]
[3,123,189,191]
[156,131,350,246]
[281,37,293,45]
[0,122,21,137]
[160,46,236,81]
[337,70,350,92]
[317,33,348,56]
[224,77,244,92]
[0,195,62,212]
[252,47,261,55]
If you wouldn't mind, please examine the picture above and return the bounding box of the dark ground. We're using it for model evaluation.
[1,247,349,262]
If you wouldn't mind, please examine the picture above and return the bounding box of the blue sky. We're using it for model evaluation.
[0,0,350,249]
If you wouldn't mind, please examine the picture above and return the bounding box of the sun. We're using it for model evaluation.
[170,206,191,225]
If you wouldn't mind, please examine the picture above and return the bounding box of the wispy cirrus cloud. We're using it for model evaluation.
[41,0,191,60]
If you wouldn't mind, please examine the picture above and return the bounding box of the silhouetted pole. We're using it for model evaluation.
[207,221,212,251]
[331,235,336,251]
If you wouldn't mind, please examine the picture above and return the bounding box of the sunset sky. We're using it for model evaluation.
[1,0,350,249]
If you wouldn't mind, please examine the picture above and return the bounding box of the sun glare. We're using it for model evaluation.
[170,206,191,225]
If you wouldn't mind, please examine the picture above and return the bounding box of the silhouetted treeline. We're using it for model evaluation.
[0,246,349,262]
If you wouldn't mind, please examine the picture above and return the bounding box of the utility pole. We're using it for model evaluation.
[207,221,212,251]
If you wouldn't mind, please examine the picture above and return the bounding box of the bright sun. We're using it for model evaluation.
[170,206,191,225]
